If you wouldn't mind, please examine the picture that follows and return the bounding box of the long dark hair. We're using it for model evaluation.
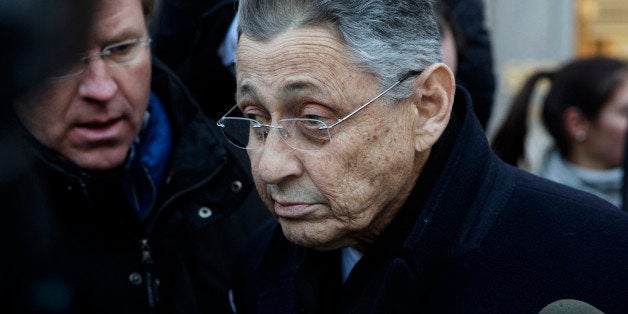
[492,56,627,165]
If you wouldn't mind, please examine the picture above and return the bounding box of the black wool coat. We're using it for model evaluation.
[6,58,269,314]
[232,87,628,314]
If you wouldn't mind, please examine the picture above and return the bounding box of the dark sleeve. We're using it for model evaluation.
[150,0,234,69]
[150,0,238,120]
[442,0,496,129]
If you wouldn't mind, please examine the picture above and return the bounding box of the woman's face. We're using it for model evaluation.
[583,76,628,169]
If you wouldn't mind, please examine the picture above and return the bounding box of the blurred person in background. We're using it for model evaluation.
[440,0,495,130]
[151,0,239,120]
[1,0,93,312]
[492,56,628,208]
[434,2,463,73]
[9,0,267,312]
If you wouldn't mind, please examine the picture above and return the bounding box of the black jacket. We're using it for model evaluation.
[232,87,628,313]
[151,0,238,120]
[8,59,269,314]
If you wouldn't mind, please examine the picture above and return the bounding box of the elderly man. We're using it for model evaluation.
[10,0,267,312]
[220,0,628,313]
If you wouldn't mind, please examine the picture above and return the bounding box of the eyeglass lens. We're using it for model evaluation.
[50,38,150,79]
[218,118,331,151]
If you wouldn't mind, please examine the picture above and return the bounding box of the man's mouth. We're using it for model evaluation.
[73,117,125,142]
[273,200,315,219]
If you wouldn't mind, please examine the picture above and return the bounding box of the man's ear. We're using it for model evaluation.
[410,63,455,152]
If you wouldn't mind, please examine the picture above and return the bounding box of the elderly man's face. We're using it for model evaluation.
[237,27,425,251]
[14,0,151,171]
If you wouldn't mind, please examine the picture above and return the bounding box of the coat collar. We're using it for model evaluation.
[150,57,229,190]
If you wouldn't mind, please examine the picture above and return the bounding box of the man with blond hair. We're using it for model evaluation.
[10,0,267,312]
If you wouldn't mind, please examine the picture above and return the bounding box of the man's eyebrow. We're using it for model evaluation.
[237,81,322,101]
[237,84,259,100]
[281,81,321,98]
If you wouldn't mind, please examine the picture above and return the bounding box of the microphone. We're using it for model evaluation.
[622,128,628,210]
[539,299,604,314]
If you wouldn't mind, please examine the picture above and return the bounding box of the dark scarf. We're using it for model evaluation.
[121,92,173,224]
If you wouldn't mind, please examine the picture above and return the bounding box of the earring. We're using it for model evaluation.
[575,130,587,142]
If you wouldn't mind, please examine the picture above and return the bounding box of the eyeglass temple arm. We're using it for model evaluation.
[218,70,421,128]
[326,70,422,129]
[75,38,152,65]
[219,105,240,123]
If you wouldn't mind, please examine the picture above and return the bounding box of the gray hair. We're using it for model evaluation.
[237,0,442,99]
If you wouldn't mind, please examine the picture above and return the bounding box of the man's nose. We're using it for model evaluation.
[254,127,304,185]
[77,59,118,102]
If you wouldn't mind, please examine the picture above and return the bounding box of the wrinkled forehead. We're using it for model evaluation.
[237,27,352,76]
[235,27,372,107]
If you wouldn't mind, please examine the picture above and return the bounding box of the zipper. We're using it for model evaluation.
[140,238,160,309]
[145,156,227,231]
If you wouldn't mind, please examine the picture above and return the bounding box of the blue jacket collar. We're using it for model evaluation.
[122,92,174,222]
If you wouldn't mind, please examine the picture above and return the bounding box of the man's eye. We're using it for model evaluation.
[302,114,334,126]
[108,43,135,55]
[244,113,269,124]
[301,118,325,129]
[303,114,324,121]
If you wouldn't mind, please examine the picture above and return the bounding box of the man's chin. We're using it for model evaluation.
[279,220,344,251]
[66,147,129,172]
